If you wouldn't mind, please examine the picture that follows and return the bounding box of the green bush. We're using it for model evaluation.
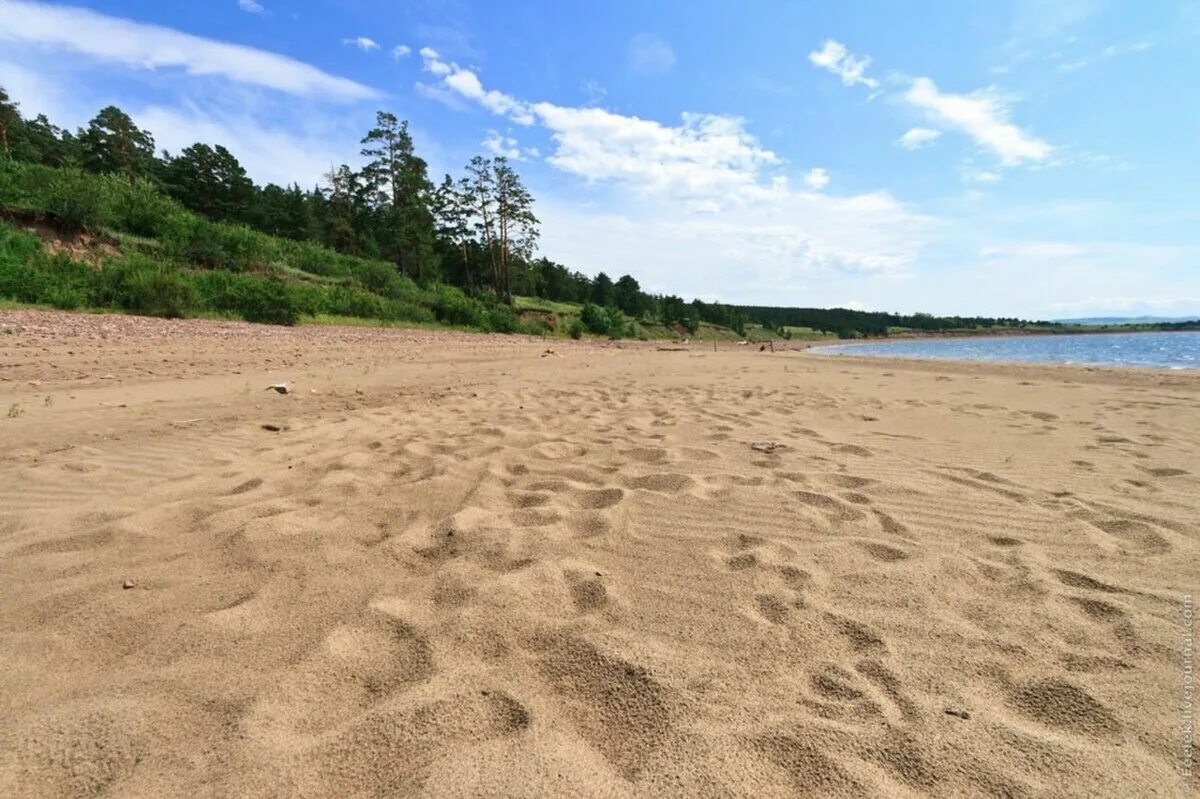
[517,316,553,336]
[160,214,271,271]
[428,284,487,328]
[194,270,298,325]
[106,179,181,237]
[605,306,628,337]
[486,304,519,333]
[44,168,109,231]
[580,303,610,334]
[278,240,355,278]
[97,254,197,318]
[567,318,585,339]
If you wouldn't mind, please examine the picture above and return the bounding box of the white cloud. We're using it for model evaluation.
[1102,40,1153,58]
[627,33,676,75]
[962,167,1002,184]
[897,127,942,150]
[531,105,781,199]
[808,39,879,90]
[419,50,533,125]
[392,44,412,59]
[482,130,530,161]
[0,59,65,120]
[904,77,1051,166]
[134,103,354,187]
[413,47,932,289]
[0,0,379,101]
[236,0,264,14]
[804,168,830,190]
[342,37,379,52]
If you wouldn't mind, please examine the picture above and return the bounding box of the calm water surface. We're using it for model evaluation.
[811,331,1200,370]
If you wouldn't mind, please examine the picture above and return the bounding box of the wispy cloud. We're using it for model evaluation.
[896,127,942,150]
[808,40,879,90]
[392,44,412,59]
[904,78,1051,166]
[0,0,379,101]
[1102,40,1153,58]
[342,36,379,52]
[627,33,675,75]
[236,0,264,14]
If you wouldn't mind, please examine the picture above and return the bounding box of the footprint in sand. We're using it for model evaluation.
[575,487,624,509]
[625,473,692,493]
[244,613,434,743]
[224,477,263,496]
[857,541,909,562]
[1007,678,1120,737]
[794,491,865,522]
[1053,569,1124,594]
[533,632,674,780]
[1089,518,1171,554]
[568,573,610,612]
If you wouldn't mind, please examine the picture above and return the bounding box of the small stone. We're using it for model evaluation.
[261,423,283,432]
[944,708,971,720]
[265,383,289,394]
[122,579,136,590]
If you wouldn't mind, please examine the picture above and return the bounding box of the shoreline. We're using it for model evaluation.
[803,329,1200,374]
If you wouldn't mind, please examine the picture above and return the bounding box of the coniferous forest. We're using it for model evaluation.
[0,88,1103,338]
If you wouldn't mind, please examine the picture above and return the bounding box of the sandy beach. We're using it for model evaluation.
[0,309,1196,798]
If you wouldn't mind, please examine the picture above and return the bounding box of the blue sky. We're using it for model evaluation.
[2,0,1198,318]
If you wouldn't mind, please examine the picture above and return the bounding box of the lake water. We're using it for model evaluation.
[810,331,1200,370]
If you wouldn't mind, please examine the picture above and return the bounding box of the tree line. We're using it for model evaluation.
[1,86,1057,337]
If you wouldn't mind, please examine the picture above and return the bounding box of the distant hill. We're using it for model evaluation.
[1055,315,1200,325]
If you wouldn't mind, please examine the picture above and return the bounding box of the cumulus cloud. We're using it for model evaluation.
[481,130,538,161]
[904,77,1051,166]
[342,37,379,52]
[416,46,933,287]
[808,39,879,90]
[0,0,379,101]
[627,33,676,75]
[420,49,535,124]
[237,0,264,14]
[804,168,830,190]
[897,127,942,150]
[392,44,412,59]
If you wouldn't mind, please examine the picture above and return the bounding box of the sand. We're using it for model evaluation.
[0,309,1196,798]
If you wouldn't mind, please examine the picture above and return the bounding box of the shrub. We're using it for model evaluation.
[605,306,628,337]
[486,304,519,333]
[106,179,181,237]
[428,284,487,328]
[44,168,108,231]
[567,318,585,339]
[97,254,197,318]
[160,214,271,271]
[580,303,609,334]
[194,270,298,325]
[517,316,553,336]
[279,240,355,278]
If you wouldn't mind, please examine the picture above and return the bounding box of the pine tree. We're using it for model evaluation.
[360,112,436,281]
[78,106,156,183]
[491,157,538,300]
